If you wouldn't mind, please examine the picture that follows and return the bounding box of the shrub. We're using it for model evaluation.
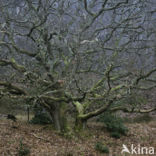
[95,142,109,153]
[30,113,52,125]
[110,132,121,139]
[97,112,128,138]
[18,139,30,156]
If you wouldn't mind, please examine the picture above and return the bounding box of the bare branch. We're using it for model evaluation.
[0,81,27,95]
[134,68,156,85]
[0,59,26,73]
[90,64,113,92]
[83,0,94,16]
[111,106,156,113]
[78,97,117,120]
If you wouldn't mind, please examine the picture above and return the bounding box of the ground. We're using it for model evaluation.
[0,119,156,156]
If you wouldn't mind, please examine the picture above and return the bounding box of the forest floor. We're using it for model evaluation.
[0,118,156,156]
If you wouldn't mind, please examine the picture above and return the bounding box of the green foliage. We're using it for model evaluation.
[97,113,128,138]
[95,142,109,153]
[30,113,52,125]
[18,139,30,156]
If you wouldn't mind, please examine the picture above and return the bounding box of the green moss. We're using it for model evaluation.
[73,101,84,115]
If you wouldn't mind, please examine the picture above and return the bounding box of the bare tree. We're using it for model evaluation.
[0,0,156,132]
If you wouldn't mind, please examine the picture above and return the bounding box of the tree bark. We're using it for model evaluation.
[75,117,87,132]
[48,101,69,133]
[73,101,87,132]
[50,106,61,131]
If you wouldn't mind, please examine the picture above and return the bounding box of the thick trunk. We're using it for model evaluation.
[73,101,87,132]
[50,109,61,131]
[49,102,69,133]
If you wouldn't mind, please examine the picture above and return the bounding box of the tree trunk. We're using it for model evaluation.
[73,101,87,132]
[49,101,69,133]
[75,117,87,132]
[50,108,61,131]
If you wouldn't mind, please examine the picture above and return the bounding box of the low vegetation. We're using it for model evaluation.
[18,139,30,156]
[97,113,128,138]
[95,142,109,153]
[30,113,52,125]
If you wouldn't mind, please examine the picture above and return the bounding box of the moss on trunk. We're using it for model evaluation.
[49,101,69,132]
[73,101,87,132]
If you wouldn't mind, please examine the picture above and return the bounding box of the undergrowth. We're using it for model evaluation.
[30,113,52,125]
[97,112,128,138]
[18,139,30,156]
[95,142,109,153]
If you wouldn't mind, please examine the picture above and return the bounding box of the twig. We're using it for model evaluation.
[30,133,52,143]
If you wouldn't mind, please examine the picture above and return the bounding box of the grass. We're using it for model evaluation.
[16,114,34,122]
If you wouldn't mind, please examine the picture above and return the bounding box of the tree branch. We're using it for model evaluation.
[134,68,156,85]
[90,64,113,92]
[111,106,156,113]
[83,0,94,16]
[0,59,26,73]
[79,98,116,120]
[0,81,27,95]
